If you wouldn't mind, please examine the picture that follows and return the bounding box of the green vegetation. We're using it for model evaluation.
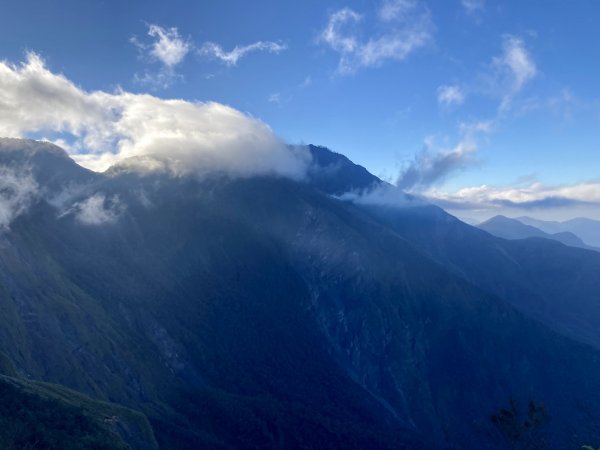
[0,375,157,449]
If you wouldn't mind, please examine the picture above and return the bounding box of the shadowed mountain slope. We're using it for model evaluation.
[1,141,600,448]
[361,204,600,351]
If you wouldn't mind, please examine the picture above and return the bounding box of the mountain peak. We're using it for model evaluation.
[0,137,71,159]
[306,144,382,196]
[0,138,97,191]
[480,214,513,224]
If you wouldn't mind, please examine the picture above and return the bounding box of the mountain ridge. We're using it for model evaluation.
[478,214,598,251]
[518,215,600,247]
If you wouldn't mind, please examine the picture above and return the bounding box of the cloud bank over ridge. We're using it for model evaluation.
[427,180,600,211]
[0,53,309,178]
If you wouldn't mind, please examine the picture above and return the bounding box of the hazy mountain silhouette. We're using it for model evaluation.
[478,214,597,251]
[518,215,600,248]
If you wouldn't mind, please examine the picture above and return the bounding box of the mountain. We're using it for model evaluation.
[0,138,98,190]
[2,140,600,448]
[362,204,600,350]
[478,215,595,250]
[518,215,600,248]
[306,144,383,195]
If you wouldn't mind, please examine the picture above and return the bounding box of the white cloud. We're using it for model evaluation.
[492,35,537,109]
[498,36,537,90]
[131,24,192,88]
[132,24,191,67]
[0,53,310,178]
[146,24,191,67]
[199,41,287,66]
[338,182,424,207]
[437,85,465,106]
[319,1,433,74]
[436,36,536,114]
[321,8,363,54]
[0,167,38,229]
[356,29,431,69]
[461,0,485,15]
[131,24,286,82]
[75,193,123,225]
[426,181,600,211]
[378,0,418,22]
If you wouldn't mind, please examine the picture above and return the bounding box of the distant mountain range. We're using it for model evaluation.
[517,216,600,247]
[478,215,599,251]
[1,138,600,448]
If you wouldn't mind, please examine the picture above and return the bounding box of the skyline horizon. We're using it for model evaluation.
[2,134,598,224]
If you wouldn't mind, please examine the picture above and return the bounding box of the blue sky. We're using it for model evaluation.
[1,0,600,220]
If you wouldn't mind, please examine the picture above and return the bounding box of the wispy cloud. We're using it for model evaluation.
[378,0,417,22]
[131,24,192,89]
[338,182,424,208]
[491,35,537,110]
[412,35,536,197]
[131,24,286,84]
[267,76,313,106]
[512,89,577,121]
[268,93,282,104]
[0,167,38,229]
[341,34,538,211]
[299,76,312,88]
[319,0,433,74]
[396,120,492,192]
[133,70,182,90]
[74,193,124,225]
[397,136,476,192]
[199,41,287,66]
[436,35,536,113]
[461,0,485,15]
[437,85,465,106]
[0,53,310,178]
[321,8,362,54]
